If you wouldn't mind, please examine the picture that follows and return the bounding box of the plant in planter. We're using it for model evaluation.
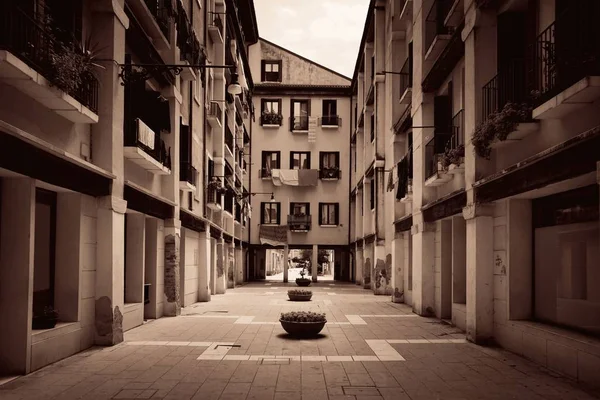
[261,111,283,125]
[439,144,465,171]
[288,289,313,301]
[32,306,59,330]
[296,267,312,286]
[279,311,327,337]
[471,102,532,159]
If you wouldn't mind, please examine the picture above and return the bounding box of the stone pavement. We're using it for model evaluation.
[1,282,599,400]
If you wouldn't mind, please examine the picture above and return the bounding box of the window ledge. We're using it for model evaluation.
[321,125,339,129]
[31,321,80,344]
[262,124,281,129]
[292,130,309,134]
[320,225,338,228]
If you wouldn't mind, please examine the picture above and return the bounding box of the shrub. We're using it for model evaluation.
[439,144,465,170]
[280,311,326,323]
[288,289,312,296]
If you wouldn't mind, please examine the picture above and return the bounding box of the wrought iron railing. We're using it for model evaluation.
[209,12,224,37]
[180,162,197,186]
[288,214,311,231]
[424,0,453,54]
[207,101,222,119]
[319,115,341,126]
[290,116,309,131]
[260,113,283,125]
[0,5,99,113]
[425,131,452,179]
[259,168,272,178]
[530,1,600,107]
[319,168,341,180]
[125,118,172,170]
[399,56,412,99]
[450,109,465,149]
[482,58,528,120]
[206,186,222,205]
[144,0,170,39]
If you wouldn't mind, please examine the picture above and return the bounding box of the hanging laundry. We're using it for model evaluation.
[386,167,395,192]
[279,169,299,186]
[298,169,318,186]
[271,169,283,186]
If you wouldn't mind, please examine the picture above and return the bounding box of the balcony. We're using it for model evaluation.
[208,13,224,44]
[206,185,223,211]
[207,101,223,129]
[143,0,170,40]
[259,168,272,179]
[397,148,414,203]
[290,116,309,132]
[288,215,311,232]
[531,1,600,120]
[424,112,465,187]
[179,162,197,192]
[124,118,171,175]
[225,125,234,155]
[319,167,341,180]
[261,112,283,127]
[399,57,412,104]
[424,0,454,63]
[319,115,341,128]
[0,5,99,123]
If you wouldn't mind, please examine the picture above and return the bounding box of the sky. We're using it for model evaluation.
[253,0,371,79]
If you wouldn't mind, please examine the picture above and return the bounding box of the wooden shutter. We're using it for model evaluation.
[334,203,340,225]
[179,122,190,163]
[275,151,281,168]
[306,203,311,217]
[276,203,281,224]
[306,152,311,169]
[260,202,265,224]
[277,60,283,82]
[434,95,452,152]
[289,152,294,169]
[318,203,323,225]
[290,99,294,131]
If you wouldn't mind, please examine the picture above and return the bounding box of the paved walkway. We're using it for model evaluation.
[1,282,599,400]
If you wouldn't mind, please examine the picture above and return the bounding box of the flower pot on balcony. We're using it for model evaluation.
[295,278,311,287]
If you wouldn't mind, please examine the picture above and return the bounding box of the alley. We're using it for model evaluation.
[0,283,598,400]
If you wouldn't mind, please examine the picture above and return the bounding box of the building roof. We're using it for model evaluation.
[351,0,376,92]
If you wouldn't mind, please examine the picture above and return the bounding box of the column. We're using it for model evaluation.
[452,216,467,305]
[95,196,127,345]
[215,238,226,294]
[125,213,145,304]
[436,220,452,319]
[373,241,390,295]
[311,245,318,282]
[210,237,217,294]
[198,229,212,302]
[0,178,35,374]
[283,246,289,283]
[235,245,243,286]
[144,218,160,318]
[391,232,405,303]
[355,246,364,286]
[163,218,181,316]
[463,203,495,344]
[411,216,436,316]
[227,242,234,289]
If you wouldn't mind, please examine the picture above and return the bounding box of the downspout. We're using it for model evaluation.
[202,0,208,219]
[189,0,194,211]
[347,90,352,282]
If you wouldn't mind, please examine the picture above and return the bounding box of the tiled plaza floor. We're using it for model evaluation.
[1,282,599,400]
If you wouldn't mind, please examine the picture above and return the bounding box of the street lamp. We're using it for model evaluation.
[227,71,242,95]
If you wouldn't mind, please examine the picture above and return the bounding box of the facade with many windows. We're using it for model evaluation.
[247,38,352,282]
[0,0,257,376]
[349,0,600,388]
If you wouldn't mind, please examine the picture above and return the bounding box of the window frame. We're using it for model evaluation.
[261,60,282,82]
[290,99,310,131]
[261,151,281,169]
[370,180,376,210]
[290,151,311,170]
[260,202,281,225]
[319,202,339,226]
[319,151,339,169]
[261,98,282,114]
[290,202,310,216]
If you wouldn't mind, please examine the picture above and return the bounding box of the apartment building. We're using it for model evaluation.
[0,0,257,376]
[247,39,352,282]
[350,0,600,387]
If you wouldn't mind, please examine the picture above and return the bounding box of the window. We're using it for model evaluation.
[321,100,338,126]
[290,151,311,169]
[319,152,340,179]
[261,99,282,125]
[370,180,375,210]
[261,60,282,82]
[261,151,280,177]
[319,203,339,226]
[290,202,310,216]
[261,202,280,224]
[33,188,57,318]
[290,99,310,131]
[370,114,375,142]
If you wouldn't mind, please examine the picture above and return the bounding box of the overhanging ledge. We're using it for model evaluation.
[474,125,600,204]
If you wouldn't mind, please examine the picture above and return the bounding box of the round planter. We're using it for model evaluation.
[288,293,312,301]
[32,316,57,330]
[279,319,326,337]
[295,278,311,287]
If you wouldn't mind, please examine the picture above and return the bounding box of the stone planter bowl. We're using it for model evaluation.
[295,278,311,287]
[279,320,326,337]
[288,293,312,301]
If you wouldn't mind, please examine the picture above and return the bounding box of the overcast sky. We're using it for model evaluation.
[253,0,370,79]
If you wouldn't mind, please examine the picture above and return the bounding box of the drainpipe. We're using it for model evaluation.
[202,0,208,219]
[348,92,352,281]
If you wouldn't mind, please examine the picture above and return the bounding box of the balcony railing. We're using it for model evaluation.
[482,58,528,120]
[319,115,341,127]
[290,116,309,131]
[425,132,452,179]
[288,215,311,231]
[207,101,222,118]
[530,1,600,107]
[399,57,412,99]
[260,112,283,126]
[125,118,172,170]
[319,168,341,180]
[209,13,224,37]
[144,0,170,39]
[424,0,453,54]
[0,5,99,113]
[259,168,272,178]
[225,126,234,153]
[450,110,465,149]
[206,186,222,206]
[180,162,197,186]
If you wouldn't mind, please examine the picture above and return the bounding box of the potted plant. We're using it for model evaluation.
[279,311,327,337]
[288,289,312,301]
[439,144,465,172]
[32,306,58,330]
[296,267,311,286]
[261,111,283,125]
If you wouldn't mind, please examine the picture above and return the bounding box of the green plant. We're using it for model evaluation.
[471,102,532,159]
[280,311,326,323]
[298,267,308,279]
[261,111,283,125]
[440,144,465,170]
[288,289,312,296]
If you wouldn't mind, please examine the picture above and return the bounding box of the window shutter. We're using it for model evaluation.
[306,152,311,169]
[276,203,281,224]
[276,151,281,168]
[260,202,265,224]
[289,151,294,169]
[290,100,294,131]
[307,99,311,117]
[261,60,266,81]
[334,203,340,225]
[335,152,340,168]
[318,203,323,225]
[277,60,282,82]
[306,203,311,217]
[319,152,324,170]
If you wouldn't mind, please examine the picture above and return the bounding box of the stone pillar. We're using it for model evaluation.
[391,232,405,303]
[163,218,181,316]
[144,218,160,318]
[210,237,217,294]
[452,216,467,305]
[436,220,452,319]
[198,229,212,302]
[125,213,145,304]
[373,241,390,295]
[235,244,243,286]
[311,244,318,282]
[463,203,495,344]
[411,216,436,316]
[227,242,234,289]
[283,246,289,283]
[0,178,35,374]
[95,196,127,345]
[215,238,226,294]
[355,246,364,286]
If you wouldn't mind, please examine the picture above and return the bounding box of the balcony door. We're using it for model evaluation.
[291,100,310,131]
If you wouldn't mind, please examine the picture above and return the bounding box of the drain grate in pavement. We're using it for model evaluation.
[342,387,381,396]
[215,344,241,349]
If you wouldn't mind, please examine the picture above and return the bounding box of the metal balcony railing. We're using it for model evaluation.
[125,118,172,170]
[450,110,465,150]
[319,168,341,180]
[319,115,341,126]
[425,132,452,179]
[180,162,197,186]
[530,0,600,107]
[0,5,99,113]
[259,168,272,178]
[144,0,170,38]
[207,101,222,118]
[482,58,528,120]
[260,112,283,125]
[290,116,309,131]
[399,56,412,99]
[288,214,311,231]
[424,0,453,54]
[206,185,222,205]
[209,13,224,37]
